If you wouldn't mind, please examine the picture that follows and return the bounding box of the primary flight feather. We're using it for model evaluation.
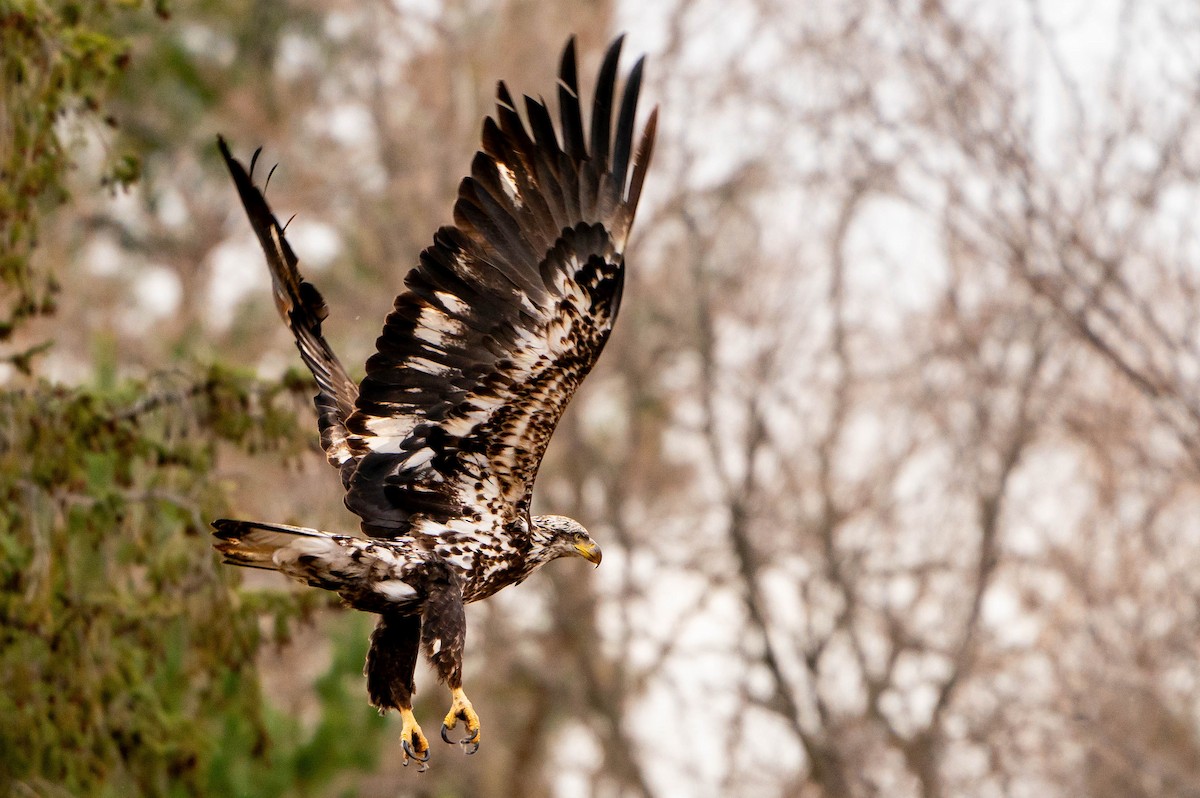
[211,35,656,770]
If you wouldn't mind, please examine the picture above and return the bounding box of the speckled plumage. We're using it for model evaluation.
[212,35,655,767]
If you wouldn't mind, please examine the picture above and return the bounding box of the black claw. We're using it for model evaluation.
[442,722,480,754]
[402,738,430,764]
[456,726,480,754]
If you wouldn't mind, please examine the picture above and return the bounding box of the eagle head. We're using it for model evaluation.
[531,514,602,567]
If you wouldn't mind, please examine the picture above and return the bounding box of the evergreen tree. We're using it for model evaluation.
[1,4,387,795]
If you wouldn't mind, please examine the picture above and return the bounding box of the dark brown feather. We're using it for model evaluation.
[342,38,656,545]
[216,137,358,467]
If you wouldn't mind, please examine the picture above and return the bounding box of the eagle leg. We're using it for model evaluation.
[365,613,430,770]
[440,686,481,754]
[418,560,480,754]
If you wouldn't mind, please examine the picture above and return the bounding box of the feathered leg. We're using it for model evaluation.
[365,613,429,769]
[419,561,479,754]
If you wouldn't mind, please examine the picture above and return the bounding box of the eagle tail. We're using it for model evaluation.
[216,137,359,468]
[212,516,360,578]
[211,516,324,566]
[212,518,411,603]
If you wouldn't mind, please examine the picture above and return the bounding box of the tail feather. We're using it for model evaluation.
[210,518,382,596]
[211,518,329,569]
[211,518,420,613]
[216,137,359,468]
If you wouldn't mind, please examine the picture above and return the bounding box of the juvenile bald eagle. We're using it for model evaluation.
[211,36,656,769]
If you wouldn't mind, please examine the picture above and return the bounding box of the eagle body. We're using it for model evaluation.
[211,36,655,769]
[213,512,588,612]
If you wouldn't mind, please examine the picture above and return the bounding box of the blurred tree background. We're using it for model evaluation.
[5,0,1200,796]
[2,4,389,797]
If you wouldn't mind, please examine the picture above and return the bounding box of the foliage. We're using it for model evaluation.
[0,0,166,371]
[0,371,259,795]
[0,6,391,793]
[208,614,390,798]
[0,370,389,797]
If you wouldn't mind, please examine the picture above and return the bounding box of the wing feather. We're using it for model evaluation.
[557,38,586,162]
[612,56,645,200]
[343,37,656,540]
[217,137,359,468]
[589,37,622,176]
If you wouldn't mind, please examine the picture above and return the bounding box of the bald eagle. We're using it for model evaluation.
[211,36,656,769]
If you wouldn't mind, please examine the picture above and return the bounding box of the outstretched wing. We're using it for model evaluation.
[342,36,657,538]
[217,137,359,467]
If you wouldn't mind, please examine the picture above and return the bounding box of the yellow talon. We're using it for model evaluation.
[399,707,430,771]
[440,686,481,754]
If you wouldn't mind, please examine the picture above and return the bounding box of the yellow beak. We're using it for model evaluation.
[574,541,603,567]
